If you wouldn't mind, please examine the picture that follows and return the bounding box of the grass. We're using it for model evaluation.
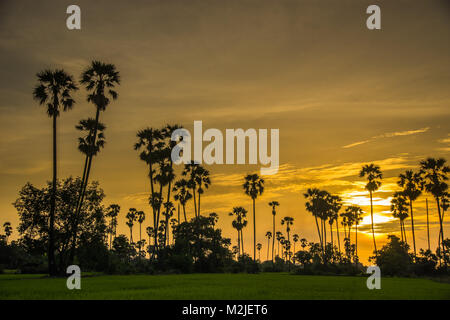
[0,273,449,300]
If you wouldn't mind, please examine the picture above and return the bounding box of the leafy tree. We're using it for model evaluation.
[371,235,412,276]
[3,222,12,244]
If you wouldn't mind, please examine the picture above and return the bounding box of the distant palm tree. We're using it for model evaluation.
[360,164,382,254]
[106,204,120,249]
[137,211,145,255]
[345,205,363,260]
[268,201,279,263]
[420,157,449,264]
[195,167,210,217]
[182,161,200,217]
[265,231,272,261]
[391,192,409,244]
[126,208,138,243]
[329,195,342,258]
[243,174,264,261]
[275,231,283,257]
[3,222,12,244]
[257,243,262,261]
[146,226,154,257]
[173,179,192,222]
[292,234,299,262]
[33,69,78,275]
[398,170,422,259]
[229,206,248,257]
[281,216,294,260]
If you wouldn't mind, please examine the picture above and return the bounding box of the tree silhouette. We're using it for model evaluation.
[420,157,449,265]
[106,204,120,250]
[398,170,422,259]
[126,208,138,243]
[71,61,120,265]
[243,174,264,260]
[229,206,248,257]
[256,243,262,261]
[281,216,294,261]
[265,231,272,261]
[268,201,279,264]
[391,192,409,244]
[173,179,192,222]
[360,164,382,255]
[33,69,78,275]
[3,222,12,244]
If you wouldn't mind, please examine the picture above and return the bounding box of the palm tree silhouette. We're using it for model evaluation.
[195,167,210,217]
[268,201,279,264]
[329,195,342,258]
[126,208,138,243]
[275,231,283,257]
[106,204,120,250]
[33,69,78,275]
[257,243,262,261]
[359,164,382,255]
[243,174,264,260]
[292,234,299,262]
[265,231,272,261]
[137,210,145,256]
[345,205,363,261]
[398,170,422,259]
[391,192,409,244]
[281,216,294,261]
[3,222,12,244]
[304,188,329,255]
[182,161,200,217]
[229,206,248,257]
[420,157,449,265]
[173,179,192,222]
[71,61,120,264]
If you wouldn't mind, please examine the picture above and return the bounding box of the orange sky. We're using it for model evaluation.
[0,0,449,263]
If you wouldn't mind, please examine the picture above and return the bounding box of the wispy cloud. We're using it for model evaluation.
[342,127,430,149]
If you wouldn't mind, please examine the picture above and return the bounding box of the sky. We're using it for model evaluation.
[0,0,449,263]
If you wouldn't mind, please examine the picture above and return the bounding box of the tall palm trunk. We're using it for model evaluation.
[192,186,197,217]
[198,192,201,217]
[436,197,446,267]
[252,198,256,261]
[336,219,342,259]
[183,204,187,222]
[240,230,244,255]
[314,215,322,250]
[399,219,404,242]
[355,223,358,261]
[272,215,275,264]
[48,113,57,276]
[267,237,270,261]
[409,200,417,259]
[426,199,430,251]
[369,191,377,254]
[237,230,240,258]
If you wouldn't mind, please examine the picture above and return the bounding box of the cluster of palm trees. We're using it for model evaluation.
[390,158,449,264]
[33,61,120,275]
[135,128,212,258]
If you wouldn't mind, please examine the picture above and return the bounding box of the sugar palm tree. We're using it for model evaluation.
[243,174,264,260]
[195,166,210,217]
[3,222,12,244]
[420,157,449,263]
[229,207,248,257]
[360,164,382,254]
[33,69,78,275]
[268,201,279,263]
[281,216,294,260]
[275,231,283,257]
[329,195,342,258]
[398,170,422,259]
[265,231,272,261]
[106,204,120,250]
[182,161,200,217]
[70,61,119,264]
[137,210,145,255]
[391,192,409,244]
[345,205,363,260]
[126,208,138,243]
[292,234,299,262]
[173,178,192,222]
[257,243,262,261]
